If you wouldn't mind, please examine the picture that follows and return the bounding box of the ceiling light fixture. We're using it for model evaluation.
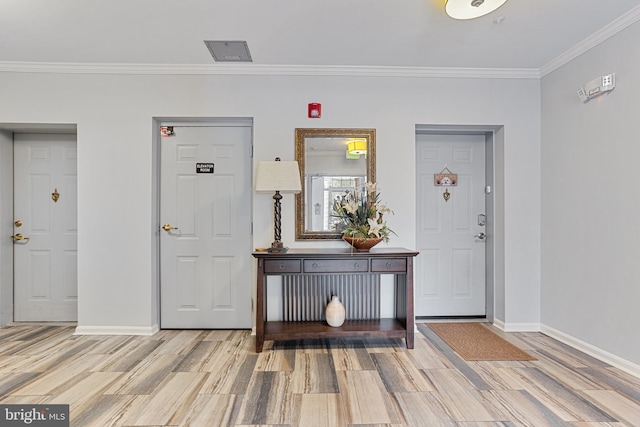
[445,0,507,20]
[347,139,367,155]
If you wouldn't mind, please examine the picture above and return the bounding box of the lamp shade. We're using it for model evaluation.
[445,0,507,20]
[347,139,367,155]
[255,158,302,194]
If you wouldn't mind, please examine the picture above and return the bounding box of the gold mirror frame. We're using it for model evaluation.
[295,128,376,240]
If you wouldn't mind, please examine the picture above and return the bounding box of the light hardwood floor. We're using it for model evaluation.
[0,323,639,426]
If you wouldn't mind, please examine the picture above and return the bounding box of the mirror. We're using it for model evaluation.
[295,128,376,240]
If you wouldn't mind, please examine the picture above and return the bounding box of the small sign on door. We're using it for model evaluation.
[160,126,175,137]
[196,163,214,173]
[434,166,457,186]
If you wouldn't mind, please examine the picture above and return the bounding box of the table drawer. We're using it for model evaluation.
[304,259,369,273]
[264,260,301,273]
[371,258,407,272]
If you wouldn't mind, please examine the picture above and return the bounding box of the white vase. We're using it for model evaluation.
[325,295,346,327]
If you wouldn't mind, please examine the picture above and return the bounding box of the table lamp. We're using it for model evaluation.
[255,157,302,253]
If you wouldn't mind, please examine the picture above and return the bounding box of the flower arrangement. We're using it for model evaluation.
[332,182,395,242]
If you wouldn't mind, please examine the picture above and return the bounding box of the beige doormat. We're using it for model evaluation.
[427,322,536,361]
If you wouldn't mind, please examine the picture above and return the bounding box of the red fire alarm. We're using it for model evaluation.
[308,103,321,118]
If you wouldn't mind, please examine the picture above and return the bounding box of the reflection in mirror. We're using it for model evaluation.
[295,128,376,240]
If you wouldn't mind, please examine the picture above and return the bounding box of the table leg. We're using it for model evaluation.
[406,257,415,349]
[255,259,265,353]
[406,329,414,349]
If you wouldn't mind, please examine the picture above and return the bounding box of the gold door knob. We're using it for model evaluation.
[14,220,23,227]
[162,224,179,232]
[11,233,30,242]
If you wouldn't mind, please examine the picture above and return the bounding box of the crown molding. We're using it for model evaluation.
[541,5,640,77]
[2,6,639,80]
[0,61,539,79]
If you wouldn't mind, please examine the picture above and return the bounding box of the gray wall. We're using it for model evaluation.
[0,70,541,335]
[541,22,640,366]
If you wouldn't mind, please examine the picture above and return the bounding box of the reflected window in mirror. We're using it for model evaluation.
[295,129,376,240]
[308,176,364,232]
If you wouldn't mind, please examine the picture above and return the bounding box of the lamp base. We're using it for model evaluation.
[268,240,288,253]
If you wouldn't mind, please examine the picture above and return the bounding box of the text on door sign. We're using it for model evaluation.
[196,163,215,173]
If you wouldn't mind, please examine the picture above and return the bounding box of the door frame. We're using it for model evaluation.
[415,124,504,324]
[152,117,254,330]
[0,124,78,327]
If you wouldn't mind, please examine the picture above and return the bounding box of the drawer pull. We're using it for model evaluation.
[312,262,318,268]
[386,262,392,268]
[354,262,360,269]
[279,264,286,270]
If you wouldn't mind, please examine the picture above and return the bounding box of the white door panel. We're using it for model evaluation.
[160,125,252,329]
[415,134,485,316]
[13,134,78,321]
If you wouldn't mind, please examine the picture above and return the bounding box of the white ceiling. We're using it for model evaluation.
[1,0,640,72]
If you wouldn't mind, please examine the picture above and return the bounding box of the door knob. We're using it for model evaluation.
[162,224,179,232]
[11,233,30,242]
[474,232,486,240]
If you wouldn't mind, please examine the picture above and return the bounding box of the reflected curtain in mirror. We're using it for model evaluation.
[295,128,376,240]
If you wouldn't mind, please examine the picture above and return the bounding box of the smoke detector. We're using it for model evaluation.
[204,40,252,62]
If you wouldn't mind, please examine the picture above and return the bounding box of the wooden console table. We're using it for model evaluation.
[252,248,418,352]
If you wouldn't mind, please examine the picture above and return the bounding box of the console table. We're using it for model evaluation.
[252,248,418,352]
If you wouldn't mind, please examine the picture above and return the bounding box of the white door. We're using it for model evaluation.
[13,134,78,321]
[160,124,252,329]
[415,134,486,316]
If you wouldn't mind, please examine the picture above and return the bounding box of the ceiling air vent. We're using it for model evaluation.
[204,40,252,62]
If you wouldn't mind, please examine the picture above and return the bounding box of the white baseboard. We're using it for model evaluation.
[541,324,640,379]
[492,318,505,330]
[492,319,541,332]
[0,315,12,328]
[74,324,160,336]
[492,320,639,378]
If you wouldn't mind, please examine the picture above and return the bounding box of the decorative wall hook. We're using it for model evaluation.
[443,188,451,202]
[51,188,60,203]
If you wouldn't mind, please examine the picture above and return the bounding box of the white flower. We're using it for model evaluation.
[344,200,358,214]
[376,203,393,215]
[365,182,378,194]
[367,218,383,238]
